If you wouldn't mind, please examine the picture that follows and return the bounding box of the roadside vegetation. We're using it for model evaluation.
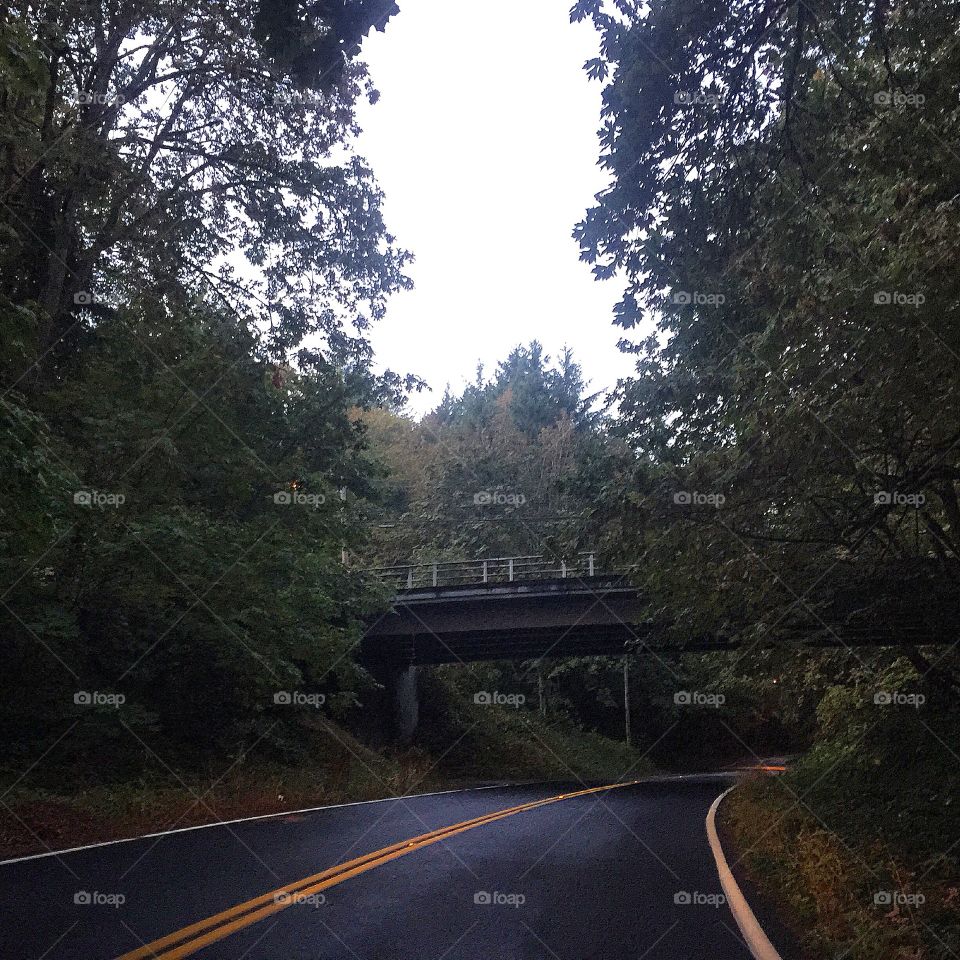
[720,656,960,959]
[0,699,651,859]
[1,0,412,801]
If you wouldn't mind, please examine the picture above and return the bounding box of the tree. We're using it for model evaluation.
[361,343,617,562]
[0,1,410,775]
[574,0,960,667]
[1,293,391,772]
[0,0,409,390]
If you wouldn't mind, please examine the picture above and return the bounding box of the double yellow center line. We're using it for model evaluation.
[116,780,642,960]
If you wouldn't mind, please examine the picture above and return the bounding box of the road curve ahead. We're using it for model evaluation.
[1,776,780,960]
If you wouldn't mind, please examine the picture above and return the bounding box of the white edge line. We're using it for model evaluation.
[1,771,735,867]
[706,786,783,960]
[0,783,511,866]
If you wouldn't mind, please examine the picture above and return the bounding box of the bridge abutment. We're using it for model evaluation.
[366,661,420,744]
[391,664,419,744]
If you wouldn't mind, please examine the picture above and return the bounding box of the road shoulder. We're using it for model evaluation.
[709,785,803,960]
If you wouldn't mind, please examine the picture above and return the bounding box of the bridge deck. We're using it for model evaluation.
[360,555,958,665]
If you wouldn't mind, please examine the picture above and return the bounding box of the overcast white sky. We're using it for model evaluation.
[354,0,638,417]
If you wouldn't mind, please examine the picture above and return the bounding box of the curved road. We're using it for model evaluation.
[0,775,791,959]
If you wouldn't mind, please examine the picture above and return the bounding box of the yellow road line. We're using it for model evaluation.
[116,780,641,960]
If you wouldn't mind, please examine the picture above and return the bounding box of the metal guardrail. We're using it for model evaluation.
[368,553,609,590]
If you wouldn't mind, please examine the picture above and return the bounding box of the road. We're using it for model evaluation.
[0,775,790,960]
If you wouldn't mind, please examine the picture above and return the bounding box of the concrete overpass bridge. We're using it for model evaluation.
[361,553,959,665]
[360,553,667,743]
[361,554,660,666]
[358,553,959,740]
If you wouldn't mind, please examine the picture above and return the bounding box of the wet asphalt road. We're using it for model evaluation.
[0,775,785,960]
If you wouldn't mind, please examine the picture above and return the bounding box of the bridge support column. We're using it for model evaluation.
[365,662,419,744]
[392,664,419,744]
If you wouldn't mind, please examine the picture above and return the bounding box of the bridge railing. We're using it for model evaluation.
[368,553,608,590]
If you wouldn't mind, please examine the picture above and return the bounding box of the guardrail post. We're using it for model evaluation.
[482,560,488,583]
[588,553,595,577]
[508,558,514,582]
[432,562,438,587]
[406,568,413,589]
[561,560,566,578]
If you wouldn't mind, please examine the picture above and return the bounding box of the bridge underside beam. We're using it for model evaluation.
[361,622,736,666]
[361,578,959,667]
[361,623,950,667]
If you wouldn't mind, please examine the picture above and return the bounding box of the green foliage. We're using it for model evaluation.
[727,759,960,960]
[576,0,960,649]
[799,658,960,861]
[0,0,410,383]
[0,2,407,780]
[361,342,621,562]
[1,297,388,777]
[574,7,960,949]
[0,720,439,858]
[415,669,650,783]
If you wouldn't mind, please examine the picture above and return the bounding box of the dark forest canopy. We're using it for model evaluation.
[360,342,618,563]
[0,0,408,391]
[573,0,960,670]
[0,0,409,768]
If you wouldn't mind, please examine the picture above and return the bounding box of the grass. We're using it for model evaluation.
[722,774,960,960]
[719,661,960,959]
[0,702,653,859]
[0,724,439,859]
[417,705,647,783]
